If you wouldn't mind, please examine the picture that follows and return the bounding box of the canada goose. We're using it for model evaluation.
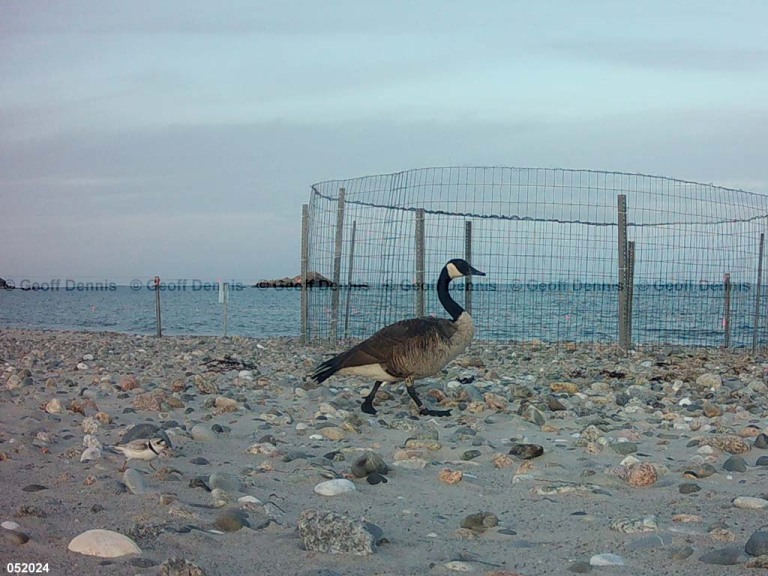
[311,258,485,416]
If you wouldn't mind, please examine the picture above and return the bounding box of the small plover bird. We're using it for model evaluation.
[111,437,170,472]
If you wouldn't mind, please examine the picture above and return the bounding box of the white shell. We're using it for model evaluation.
[68,529,141,558]
[2,521,22,531]
[590,553,625,566]
[313,479,356,496]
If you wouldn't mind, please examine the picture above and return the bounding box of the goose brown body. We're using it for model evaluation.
[310,259,484,416]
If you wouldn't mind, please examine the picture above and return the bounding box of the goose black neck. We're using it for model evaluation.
[437,267,464,321]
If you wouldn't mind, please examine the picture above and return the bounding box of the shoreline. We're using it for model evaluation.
[2,328,768,575]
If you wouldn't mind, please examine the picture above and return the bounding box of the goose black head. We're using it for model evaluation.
[445,259,486,279]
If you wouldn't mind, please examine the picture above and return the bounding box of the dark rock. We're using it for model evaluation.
[745,528,768,557]
[679,482,702,495]
[2,530,30,545]
[461,449,482,461]
[297,509,384,555]
[756,456,768,466]
[366,472,388,485]
[350,451,389,478]
[755,434,768,449]
[460,511,499,533]
[21,484,48,492]
[189,457,209,465]
[723,455,748,473]
[508,443,544,459]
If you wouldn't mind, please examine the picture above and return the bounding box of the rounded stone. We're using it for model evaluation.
[314,479,356,496]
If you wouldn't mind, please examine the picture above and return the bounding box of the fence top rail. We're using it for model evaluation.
[310,167,768,227]
[311,166,766,200]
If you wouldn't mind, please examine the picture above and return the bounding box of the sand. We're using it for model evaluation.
[2,328,768,575]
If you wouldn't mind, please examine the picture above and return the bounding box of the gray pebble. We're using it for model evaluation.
[568,561,592,573]
[2,529,30,545]
[756,456,768,467]
[754,433,768,449]
[214,509,250,532]
[698,547,748,565]
[611,442,638,455]
[208,471,243,493]
[669,546,694,560]
[123,468,148,495]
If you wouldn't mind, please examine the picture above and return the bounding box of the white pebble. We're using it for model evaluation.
[237,495,262,505]
[82,354,95,361]
[80,447,102,462]
[313,479,356,496]
[76,362,89,370]
[68,529,141,558]
[590,553,625,566]
[733,496,768,509]
[238,370,254,380]
[2,521,22,531]
[697,445,714,455]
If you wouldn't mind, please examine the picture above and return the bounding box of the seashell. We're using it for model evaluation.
[68,529,141,558]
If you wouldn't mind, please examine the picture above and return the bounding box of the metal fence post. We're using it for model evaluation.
[344,220,356,339]
[330,188,346,343]
[755,233,765,352]
[465,221,473,315]
[301,204,309,344]
[724,272,732,348]
[617,195,629,350]
[415,209,425,317]
[627,241,635,347]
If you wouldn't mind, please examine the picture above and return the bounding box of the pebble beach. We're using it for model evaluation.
[3,328,768,575]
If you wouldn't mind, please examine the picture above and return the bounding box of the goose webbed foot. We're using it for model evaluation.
[360,381,383,415]
[418,406,452,417]
[360,401,377,415]
[407,384,451,417]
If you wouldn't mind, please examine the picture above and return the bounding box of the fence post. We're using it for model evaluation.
[724,272,732,348]
[465,220,473,315]
[330,188,346,343]
[617,195,629,351]
[344,220,357,339]
[154,275,162,337]
[415,209,425,317]
[627,241,635,347]
[301,204,309,344]
[754,233,765,352]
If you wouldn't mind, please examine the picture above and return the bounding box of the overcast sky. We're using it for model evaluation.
[2,1,767,283]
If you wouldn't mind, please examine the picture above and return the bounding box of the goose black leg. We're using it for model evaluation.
[361,381,383,415]
[406,383,451,417]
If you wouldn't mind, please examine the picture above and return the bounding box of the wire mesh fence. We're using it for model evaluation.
[303,166,768,348]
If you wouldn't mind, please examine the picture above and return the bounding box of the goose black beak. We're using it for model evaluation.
[469,266,486,276]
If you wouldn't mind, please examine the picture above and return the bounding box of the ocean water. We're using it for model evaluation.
[0,283,764,348]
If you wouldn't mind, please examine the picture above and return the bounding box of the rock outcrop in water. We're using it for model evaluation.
[255,272,336,288]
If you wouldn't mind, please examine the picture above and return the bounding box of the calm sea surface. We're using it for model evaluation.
[0,283,764,347]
